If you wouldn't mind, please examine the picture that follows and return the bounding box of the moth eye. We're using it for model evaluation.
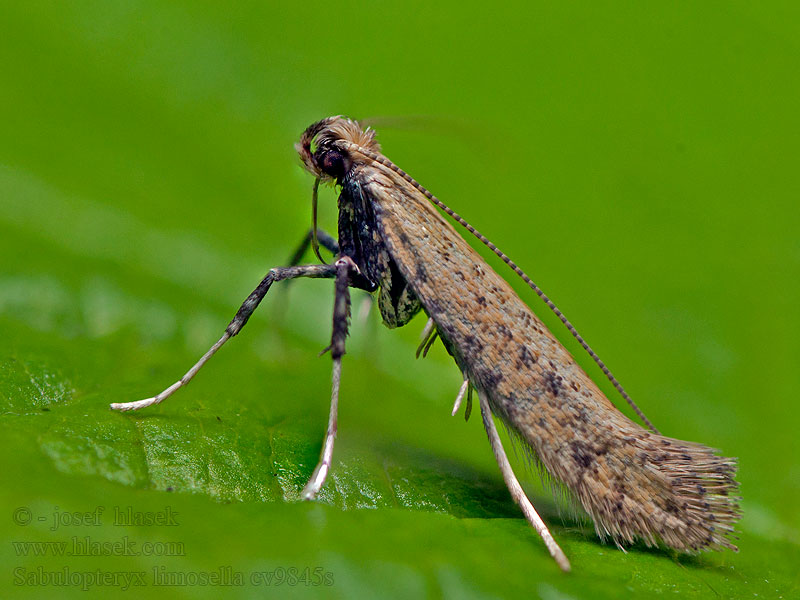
[318,150,346,179]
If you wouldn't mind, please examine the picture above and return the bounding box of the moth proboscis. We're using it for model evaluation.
[111,116,741,572]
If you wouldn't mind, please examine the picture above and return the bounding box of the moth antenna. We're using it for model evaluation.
[311,177,328,265]
[346,142,660,435]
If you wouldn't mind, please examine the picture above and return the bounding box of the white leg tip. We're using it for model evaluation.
[300,462,329,501]
[109,398,155,412]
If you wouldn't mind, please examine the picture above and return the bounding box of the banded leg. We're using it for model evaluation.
[479,393,571,572]
[110,264,336,412]
[301,256,357,500]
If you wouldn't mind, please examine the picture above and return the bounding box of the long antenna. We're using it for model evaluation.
[346,142,660,434]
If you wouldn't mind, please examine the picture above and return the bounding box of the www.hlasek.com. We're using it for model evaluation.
[12,536,184,557]
[13,566,335,590]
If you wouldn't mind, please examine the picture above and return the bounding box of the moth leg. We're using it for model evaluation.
[451,374,471,416]
[286,230,375,325]
[110,264,336,412]
[288,228,339,266]
[416,316,439,358]
[301,256,357,500]
[478,393,571,572]
[289,228,379,329]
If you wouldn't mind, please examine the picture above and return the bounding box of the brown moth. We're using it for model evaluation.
[112,115,740,571]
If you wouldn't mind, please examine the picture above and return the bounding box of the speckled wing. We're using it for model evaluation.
[358,161,739,553]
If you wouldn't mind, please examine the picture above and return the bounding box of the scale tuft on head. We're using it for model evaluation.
[297,116,381,182]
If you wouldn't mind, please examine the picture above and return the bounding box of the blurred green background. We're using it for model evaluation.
[1,2,798,598]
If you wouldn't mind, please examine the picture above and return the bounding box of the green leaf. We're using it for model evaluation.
[1,2,798,598]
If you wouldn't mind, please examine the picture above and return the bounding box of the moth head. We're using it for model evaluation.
[296,116,381,183]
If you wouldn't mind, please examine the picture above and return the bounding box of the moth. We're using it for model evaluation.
[112,116,740,571]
